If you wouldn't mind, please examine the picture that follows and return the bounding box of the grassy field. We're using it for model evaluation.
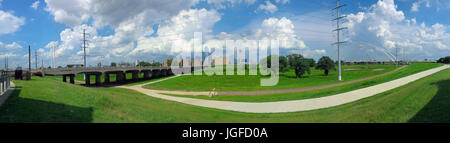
[0,66,448,123]
[145,64,398,91]
[162,63,442,102]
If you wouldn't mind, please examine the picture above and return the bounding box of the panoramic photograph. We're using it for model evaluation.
[0,0,449,141]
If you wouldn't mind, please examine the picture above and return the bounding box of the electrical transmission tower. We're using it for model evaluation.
[332,0,347,81]
[82,29,90,68]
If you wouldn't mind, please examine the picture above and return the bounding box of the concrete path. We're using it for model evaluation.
[143,66,406,96]
[118,65,449,113]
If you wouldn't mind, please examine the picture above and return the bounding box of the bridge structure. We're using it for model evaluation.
[43,66,183,86]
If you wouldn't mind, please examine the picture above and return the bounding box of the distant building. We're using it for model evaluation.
[163,59,168,67]
[118,62,133,67]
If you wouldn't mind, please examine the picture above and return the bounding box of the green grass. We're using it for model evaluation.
[0,66,448,123]
[145,64,398,91]
[162,63,443,102]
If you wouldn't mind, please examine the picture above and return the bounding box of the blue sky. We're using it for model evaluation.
[0,0,449,68]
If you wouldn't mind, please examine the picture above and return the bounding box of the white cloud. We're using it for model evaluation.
[344,0,450,61]
[205,0,258,8]
[275,0,290,4]
[0,42,25,68]
[257,17,306,49]
[44,0,257,28]
[0,10,25,34]
[31,1,40,10]
[132,9,221,56]
[257,1,278,14]
[411,0,432,12]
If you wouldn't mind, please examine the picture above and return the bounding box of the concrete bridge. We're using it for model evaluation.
[43,66,194,86]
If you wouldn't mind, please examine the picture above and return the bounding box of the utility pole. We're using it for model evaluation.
[35,50,38,69]
[28,45,31,71]
[4,57,6,71]
[332,0,347,81]
[51,45,54,68]
[82,29,88,68]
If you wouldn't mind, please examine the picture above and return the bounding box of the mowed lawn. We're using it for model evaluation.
[163,63,443,102]
[145,64,398,91]
[0,66,448,123]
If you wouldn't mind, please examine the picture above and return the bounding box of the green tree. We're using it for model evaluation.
[151,62,162,67]
[138,61,152,67]
[305,58,315,67]
[316,56,336,76]
[166,59,173,67]
[287,54,311,78]
[279,56,289,72]
[265,55,289,73]
[110,62,117,67]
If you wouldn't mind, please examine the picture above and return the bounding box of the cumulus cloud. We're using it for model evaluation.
[0,42,25,68]
[0,10,25,34]
[31,1,40,10]
[41,0,262,66]
[42,4,320,67]
[132,8,221,56]
[44,0,257,28]
[257,1,278,14]
[344,0,450,61]
[255,17,306,49]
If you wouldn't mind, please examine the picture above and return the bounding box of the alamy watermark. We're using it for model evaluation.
[170,32,281,86]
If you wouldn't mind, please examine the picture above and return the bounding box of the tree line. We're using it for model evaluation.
[437,56,450,64]
[264,54,336,78]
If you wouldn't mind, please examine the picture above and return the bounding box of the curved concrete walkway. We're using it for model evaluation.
[118,65,449,113]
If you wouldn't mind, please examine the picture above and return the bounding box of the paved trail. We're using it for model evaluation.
[118,65,449,113]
